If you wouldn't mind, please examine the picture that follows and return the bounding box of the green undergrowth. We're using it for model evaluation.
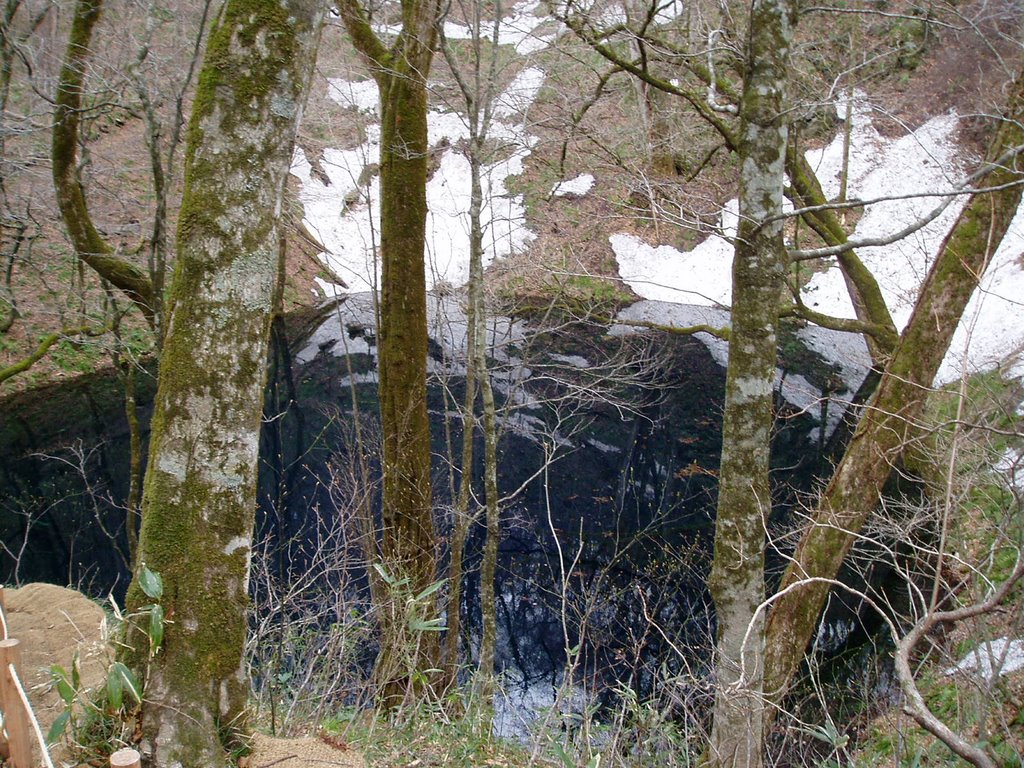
[843,369,1024,767]
[850,692,1024,768]
[322,699,543,768]
[319,684,699,768]
[501,272,634,320]
[47,567,166,764]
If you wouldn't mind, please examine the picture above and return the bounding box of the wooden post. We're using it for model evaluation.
[110,747,142,767]
[0,593,6,762]
[0,638,33,768]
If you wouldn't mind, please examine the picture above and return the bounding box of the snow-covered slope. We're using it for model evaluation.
[292,8,1024,390]
[611,95,1024,385]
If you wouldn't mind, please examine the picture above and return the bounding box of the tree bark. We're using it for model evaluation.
[704,1,794,766]
[474,149,501,693]
[337,0,443,707]
[763,64,1024,713]
[122,2,324,765]
[51,0,157,324]
[784,146,899,361]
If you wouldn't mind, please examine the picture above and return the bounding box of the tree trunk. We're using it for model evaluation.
[51,0,156,325]
[704,1,794,766]
[763,64,1024,714]
[443,326,476,678]
[559,5,898,367]
[122,2,323,765]
[785,146,899,361]
[436,4,504,707]
[472,146,501,693]
[338,0,444,707]
[373,66,440,704]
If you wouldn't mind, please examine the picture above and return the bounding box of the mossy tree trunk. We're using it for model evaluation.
[703,1,794,766]
[784,145,899,361]
[337,0,444,707]
[51,0,157,326]
[762,64,1024,715]
[121,2,324,766]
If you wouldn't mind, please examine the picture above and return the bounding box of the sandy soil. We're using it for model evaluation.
[244,733,365,768]
[1,584,365,768]
[3,584,110,765]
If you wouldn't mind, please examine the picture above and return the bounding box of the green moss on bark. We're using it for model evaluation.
[51,0,157,323]
[339,0,444,708]
[785,145,899,360]
[763,64,1024,712]
[120,0,324,765]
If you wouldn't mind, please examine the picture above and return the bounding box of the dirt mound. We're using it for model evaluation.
[2,584,367,768]
[244,733,366,768]
[3,583,111,763]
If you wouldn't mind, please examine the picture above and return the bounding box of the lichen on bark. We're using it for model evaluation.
[703,0,794,766]
[120,1,325,766]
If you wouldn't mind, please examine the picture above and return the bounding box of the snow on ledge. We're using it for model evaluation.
[610,229,734,307]
[945,637,1024,681]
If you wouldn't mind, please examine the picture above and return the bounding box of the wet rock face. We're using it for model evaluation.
[0,309,838,703]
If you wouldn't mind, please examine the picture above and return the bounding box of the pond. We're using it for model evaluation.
[0,293,870,732]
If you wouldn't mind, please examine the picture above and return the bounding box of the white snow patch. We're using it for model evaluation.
[793,324,873,437]
[291,100,536,294]
[801,100,968,331]
[653,0,685,24]
[494,676,587,741]
[326,79,379,113]
[611,211,735,307]
[493,66,546,119]
[293,19,550,298]
[551,173,595,198]
[936,199,1024,384]
[549,353,591,368]
[313,276,346,299]
[426,109,470,145]
[290,132,383,293]
[500,411,571,446]
[609,90,1024,388]
[945,637,1024,681]
[442,1,558,55]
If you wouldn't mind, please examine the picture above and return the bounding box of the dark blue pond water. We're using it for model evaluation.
[0,296,867,725]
